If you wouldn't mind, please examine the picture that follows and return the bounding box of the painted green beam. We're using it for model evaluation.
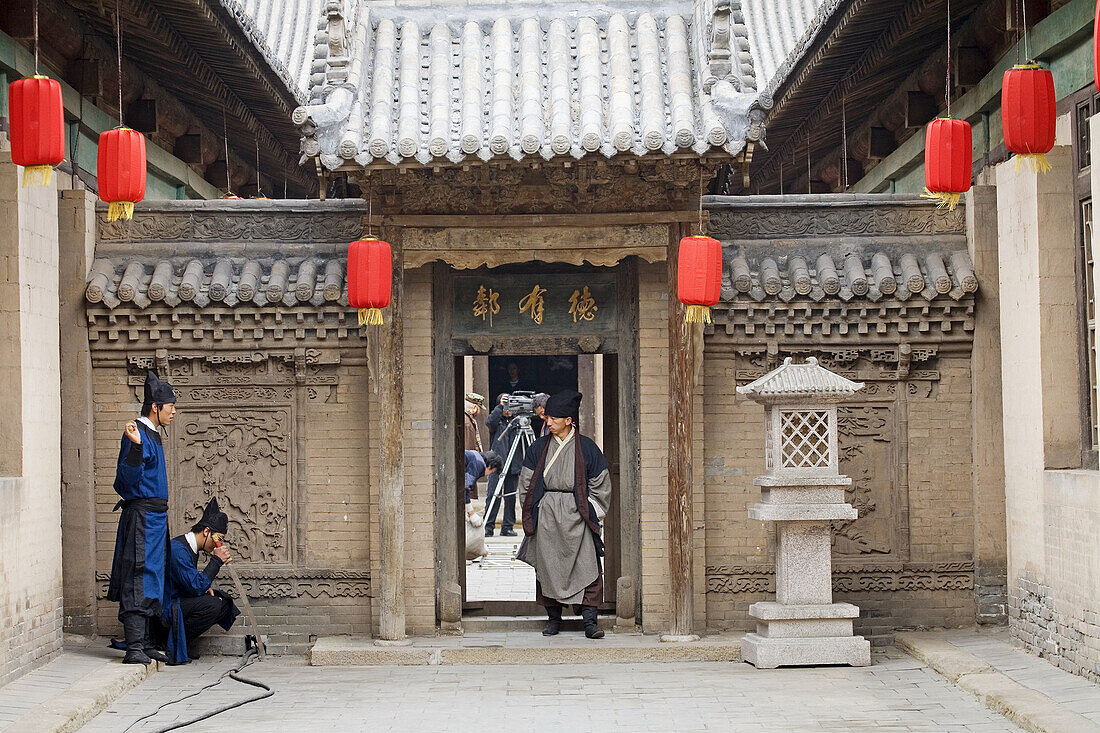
[0,29,220,200]
[852,0,1094,194]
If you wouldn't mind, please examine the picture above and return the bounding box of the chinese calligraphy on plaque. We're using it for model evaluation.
[472,285,501,326]
[454,274,615,335]
[568,286,598,323]
[518,284,548,325]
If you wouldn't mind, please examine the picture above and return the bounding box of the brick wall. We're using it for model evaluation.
[400,267,436,635]
[637,261,670,632]
[0,152,64,685]
[997,145,1100,681]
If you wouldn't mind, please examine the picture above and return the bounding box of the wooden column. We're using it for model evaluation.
[665,221,698,640]
[377,227,407,642]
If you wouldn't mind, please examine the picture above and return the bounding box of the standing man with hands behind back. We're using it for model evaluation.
[108,371,177,665]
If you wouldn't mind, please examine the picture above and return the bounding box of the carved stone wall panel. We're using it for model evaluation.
[835,405,898,557]
[95,569,370,599]
[707,202,966,239]
[173,406,293,564]
[705,562,975,594]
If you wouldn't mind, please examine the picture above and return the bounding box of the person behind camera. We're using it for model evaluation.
[519,390,612,639]
[160,498,240,665]
[485,397,524,537]
[484,392,509,446]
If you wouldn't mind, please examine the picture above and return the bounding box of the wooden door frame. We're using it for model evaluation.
[431,258,641,625]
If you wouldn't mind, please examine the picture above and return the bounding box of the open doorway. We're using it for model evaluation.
[460,353,619,616]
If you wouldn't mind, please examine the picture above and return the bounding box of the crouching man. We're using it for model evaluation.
[161,498,240,664]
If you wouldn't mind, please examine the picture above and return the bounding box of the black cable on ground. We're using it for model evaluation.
[121,647,273,733]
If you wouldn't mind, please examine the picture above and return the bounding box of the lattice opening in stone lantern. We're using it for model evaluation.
[779,408,831,468]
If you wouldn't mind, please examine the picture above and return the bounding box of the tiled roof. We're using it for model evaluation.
[224,0,327,104]
[739,0,835,95]
[84,246,977,312]
[292,1,772,169]
[736,356,864,401]
[720,247,978,304]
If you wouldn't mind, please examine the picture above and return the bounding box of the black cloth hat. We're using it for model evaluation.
[142,370,177,406]
[195,497,229,535]
[544,390,582,420]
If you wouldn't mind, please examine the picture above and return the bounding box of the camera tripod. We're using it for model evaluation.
[483,414,536,532]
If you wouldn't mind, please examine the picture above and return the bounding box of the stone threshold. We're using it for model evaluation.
[895,631,1100,733]
[310,632,744,666]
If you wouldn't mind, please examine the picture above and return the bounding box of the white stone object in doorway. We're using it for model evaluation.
[736,357,871,668]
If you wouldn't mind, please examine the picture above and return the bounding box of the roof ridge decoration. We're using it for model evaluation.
[736,356,864,404]
[292,0,772,170]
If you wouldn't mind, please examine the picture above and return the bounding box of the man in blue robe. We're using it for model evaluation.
[161,498,240,665]
[107,370,177,665]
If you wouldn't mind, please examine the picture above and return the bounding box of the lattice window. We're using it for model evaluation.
[779,409,830,468]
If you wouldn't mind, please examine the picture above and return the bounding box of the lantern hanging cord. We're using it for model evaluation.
[1016,0,1025,61]
[33,0,39,74]
[842,94,849,190]
[222,108,233,196]
[697,168,704,235]
[115,0,123,127]
[367,184,374,236]
[944,0,951,117]
[806,137,810,194]
[255,137,263,197]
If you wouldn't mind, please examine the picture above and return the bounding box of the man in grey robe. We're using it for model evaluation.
[519,390,612,639]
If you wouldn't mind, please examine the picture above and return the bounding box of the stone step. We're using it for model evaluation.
[460,615,615,633]
[310,633,744,666]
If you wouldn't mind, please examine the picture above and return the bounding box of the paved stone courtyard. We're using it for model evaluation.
[466,530,535,602]
[78,650,1027,733]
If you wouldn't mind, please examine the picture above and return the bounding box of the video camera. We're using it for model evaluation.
[505,390,537,418]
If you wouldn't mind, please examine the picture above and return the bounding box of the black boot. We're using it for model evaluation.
[581,605,604,639]
[120,612,148,661]
[542,606,562,636]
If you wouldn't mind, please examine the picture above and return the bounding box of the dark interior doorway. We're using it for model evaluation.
[460,353,619,617]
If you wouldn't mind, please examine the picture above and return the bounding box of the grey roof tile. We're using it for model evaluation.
[293,1,771,168]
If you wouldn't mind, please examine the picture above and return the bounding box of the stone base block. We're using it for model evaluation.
[741,633,871,669]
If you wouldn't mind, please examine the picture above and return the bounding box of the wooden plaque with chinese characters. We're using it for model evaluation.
[453,274,618,336]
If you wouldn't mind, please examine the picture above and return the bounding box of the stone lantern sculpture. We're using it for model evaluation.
[736,357,871,668]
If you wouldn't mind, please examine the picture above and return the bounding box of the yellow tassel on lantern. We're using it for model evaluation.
[1013,153,1053,174]
[358,307,384,326]
[106,201,135,222]
[684,305,712,324]
[920,188,961,211]
[21,165,53,188]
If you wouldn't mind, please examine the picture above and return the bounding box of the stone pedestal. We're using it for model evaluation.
[741,479,870,668]
[736,358,872,668]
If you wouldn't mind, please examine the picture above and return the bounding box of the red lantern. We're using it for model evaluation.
[98,128,146,221]
[348,237,392,326]
[677,235,723,324]
[7,76,64,187]
[1002,64,1056,173]
[922,118,972,211]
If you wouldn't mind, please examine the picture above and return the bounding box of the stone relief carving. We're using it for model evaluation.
[705,562,975,594]
[708,205,965,238]
[835,406,894,556]
[95,569,370,599]
[99,210,363,243]
[175,408,292,563]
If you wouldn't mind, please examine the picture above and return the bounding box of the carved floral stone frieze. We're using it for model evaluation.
[707,204,965,239]
[705,562,975,594]
[98,210,364,243]
[95,569,370,599]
